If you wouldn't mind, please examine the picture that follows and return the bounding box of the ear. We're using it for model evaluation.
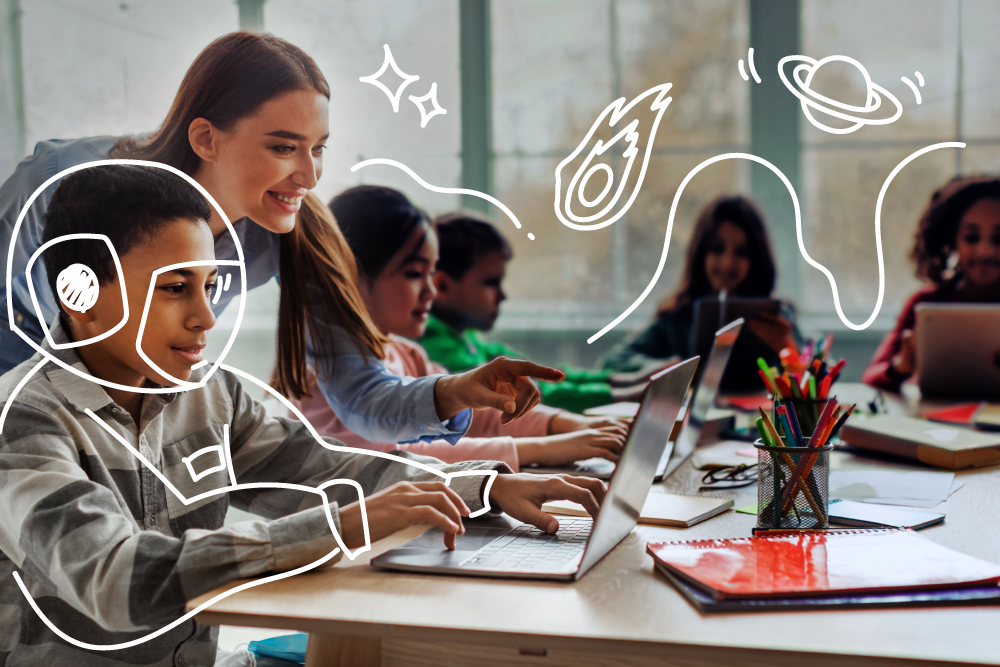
[62,304,96,326]
[188,117,221,163]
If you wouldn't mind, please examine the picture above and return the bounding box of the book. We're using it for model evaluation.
[654,562,1000,613]
[838,415,1000,470]
[646,529,1000,600]
[973,403,1000,431]
[828,499,944,530]
[543,493,733,528]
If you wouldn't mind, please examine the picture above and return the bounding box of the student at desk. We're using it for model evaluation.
[863,177,1000,392]
[601,195,799,393]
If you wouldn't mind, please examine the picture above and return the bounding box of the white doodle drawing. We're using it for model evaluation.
[738,47,761,83]
[409,82,448,128]
[901,71,925,105]
[351,158,533,239]
[2,161,500,650]
[553,83,673,232]
[359,44,420,113]
[55,263,99,313]
[585,142,965,344]
[778,54,903,135]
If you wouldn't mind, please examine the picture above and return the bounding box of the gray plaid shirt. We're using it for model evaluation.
[0,321,507,666]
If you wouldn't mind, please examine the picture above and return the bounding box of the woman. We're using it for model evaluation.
[291,185,629,471]
[0,32,561,442]
[863,176,1000,391]
[602,195,798,393]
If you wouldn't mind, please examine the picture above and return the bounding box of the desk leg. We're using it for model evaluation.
[304,632,381,667]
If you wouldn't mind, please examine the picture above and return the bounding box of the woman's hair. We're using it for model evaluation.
[911,176,1000,285]
[660,195,776,312]
[331,186,430,282]
[111,32,385,399]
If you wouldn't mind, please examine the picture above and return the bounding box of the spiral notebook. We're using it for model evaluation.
[647,529,1000,600]
[543,492,733,528]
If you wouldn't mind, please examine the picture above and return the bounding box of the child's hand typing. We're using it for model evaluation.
[488,473,607,534]
[516,427,627,467]
[433,357,566,425]
[548,412,631,435]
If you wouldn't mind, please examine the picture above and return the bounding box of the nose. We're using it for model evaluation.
[497,287,507,304]
[292,150,319,191]
[190,283,218,331]
[423,274,437,301]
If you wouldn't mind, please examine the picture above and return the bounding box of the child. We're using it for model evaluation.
[863,177,1000,391]
[601,195,799,393]
[0,165,605,665]
[421,213,655,413]
[291,186,629,471]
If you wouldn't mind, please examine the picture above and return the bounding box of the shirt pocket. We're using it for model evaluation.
[161,424,232,531]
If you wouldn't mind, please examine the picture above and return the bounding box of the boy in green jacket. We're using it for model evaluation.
[421,214,658,413]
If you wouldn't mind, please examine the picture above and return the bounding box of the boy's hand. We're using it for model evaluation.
[434,357,566,425]
[549,412,631,435]
[339,481,471,551]
[489,473,607,534]
[516,427,627,467]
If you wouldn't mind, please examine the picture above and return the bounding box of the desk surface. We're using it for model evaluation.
[191,384,1000,666]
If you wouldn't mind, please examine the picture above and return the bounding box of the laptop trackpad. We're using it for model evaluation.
[398,514,520,551]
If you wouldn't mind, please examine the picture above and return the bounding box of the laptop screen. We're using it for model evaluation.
[576,356,699,578]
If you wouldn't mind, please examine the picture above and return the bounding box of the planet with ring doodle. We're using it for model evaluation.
[778,55,902,135]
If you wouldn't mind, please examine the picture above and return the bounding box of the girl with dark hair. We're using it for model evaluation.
[602,195,798,392]
[0,31,565,443]
[291,185,629,471]
[862,176,1000,391]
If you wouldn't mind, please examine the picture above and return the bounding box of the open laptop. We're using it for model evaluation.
[371,356,699,581]
[917,304,1000,399]
[527,319,744,481]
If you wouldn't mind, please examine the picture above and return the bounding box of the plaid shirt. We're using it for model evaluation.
[0,321,507,666]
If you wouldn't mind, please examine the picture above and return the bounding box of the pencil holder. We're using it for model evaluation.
[769,398,831,437]
[754,437,832,530]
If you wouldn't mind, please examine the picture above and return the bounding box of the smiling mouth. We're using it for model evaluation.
[171,345,206,364]
[269,192,303,205]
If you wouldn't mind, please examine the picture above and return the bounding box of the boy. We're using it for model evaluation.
[0,165,604,666]
[421,213,656,413]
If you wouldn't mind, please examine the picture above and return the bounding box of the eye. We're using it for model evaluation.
[735,244,750,258]
[272,144,296,155]
[963,233,982,245]
[159,283,184,295]
[206,281,218,294]
[312,144,326,156]
[403,270,423,279]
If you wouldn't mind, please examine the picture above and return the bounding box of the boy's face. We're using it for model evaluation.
[433,251,507,331]
[68,219,218,388]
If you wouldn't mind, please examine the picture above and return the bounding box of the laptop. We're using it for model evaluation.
[527,319,744,481]
[916,304,1000,400]
[371,356,699,581]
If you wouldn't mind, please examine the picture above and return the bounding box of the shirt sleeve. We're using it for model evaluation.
[0,400,344,634]
[223,372,512,520]
[308,324,471,445]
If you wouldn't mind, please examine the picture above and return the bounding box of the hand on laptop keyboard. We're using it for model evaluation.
[340,481,471,551]
[490,473,606,534]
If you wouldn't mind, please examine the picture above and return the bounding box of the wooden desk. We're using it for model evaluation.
[190,384,1000,667]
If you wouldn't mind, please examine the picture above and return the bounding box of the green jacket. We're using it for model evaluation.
[419,315,614,413]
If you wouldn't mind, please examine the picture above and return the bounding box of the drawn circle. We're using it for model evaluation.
[56,263,99,312]
[577,163,615,208]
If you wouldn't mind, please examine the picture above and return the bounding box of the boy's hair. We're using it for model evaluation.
[42,164,211,307]
[433,212,512,280]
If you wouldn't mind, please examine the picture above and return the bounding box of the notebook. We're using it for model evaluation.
[646,529,1000,600]
[828,499,945,530]
[838,415,1000,470]
[655,563,1000,613]
[543,492,733,528]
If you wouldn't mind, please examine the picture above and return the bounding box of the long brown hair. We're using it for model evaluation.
[911,176,1000,285]
[660,195,776,313]
[111,32,385,398]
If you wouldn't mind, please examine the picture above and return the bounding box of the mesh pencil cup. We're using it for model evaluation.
[754,436,832,530]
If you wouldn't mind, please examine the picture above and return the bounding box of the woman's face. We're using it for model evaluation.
[359,225,439,339]
[704,221,751,293]
[203,89,330,234]
[956,198,1000,290]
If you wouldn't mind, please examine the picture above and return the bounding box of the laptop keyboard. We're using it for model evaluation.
[460,519,592,572]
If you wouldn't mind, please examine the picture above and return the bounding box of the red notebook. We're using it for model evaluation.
[647,529,1000,600]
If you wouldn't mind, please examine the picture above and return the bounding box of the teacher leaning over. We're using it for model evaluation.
[0,32,564,443]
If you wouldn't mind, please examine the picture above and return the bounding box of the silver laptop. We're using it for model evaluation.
[917,304,1000,399]
[371,356,699,581]
[528,319,744,481]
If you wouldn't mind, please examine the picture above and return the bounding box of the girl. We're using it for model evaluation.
[0,32,560,443]
[601,195,798,393]
[863,177,1000,391]
[292,185,629,471]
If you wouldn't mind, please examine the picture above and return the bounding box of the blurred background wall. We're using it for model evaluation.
[2,0,998,395]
